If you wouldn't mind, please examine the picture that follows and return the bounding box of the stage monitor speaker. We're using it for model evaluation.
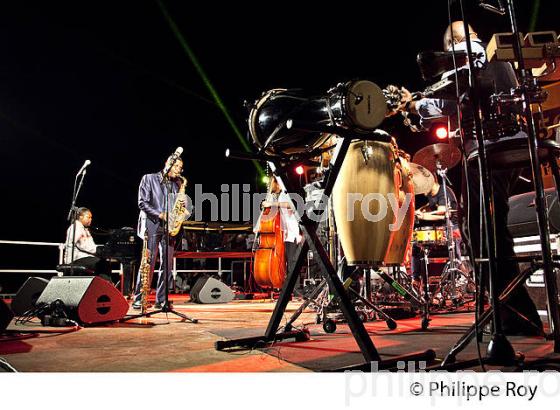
[0,299,14,332]
[190,275,234,304]
[36,276,129,325]
[11,277,50,316]
[508,188,560,237]
[520,263,560,312]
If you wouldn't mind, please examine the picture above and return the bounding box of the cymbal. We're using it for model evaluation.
[408,162,435,195]
[413,143,462,173]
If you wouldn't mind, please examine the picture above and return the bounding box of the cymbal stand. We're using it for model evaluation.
[433,163,474,307]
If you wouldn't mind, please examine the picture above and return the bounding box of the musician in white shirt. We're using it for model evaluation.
[64,207,111,281]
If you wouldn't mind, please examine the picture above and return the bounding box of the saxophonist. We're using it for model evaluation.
[132,155,185,310]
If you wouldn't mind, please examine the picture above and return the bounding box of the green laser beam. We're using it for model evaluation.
[156,0,264,177]
[529,0,540,32]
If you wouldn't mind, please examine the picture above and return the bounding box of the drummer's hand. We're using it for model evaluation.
[415,210,424,220]
[385,85,401,117]
[397,87,413,112]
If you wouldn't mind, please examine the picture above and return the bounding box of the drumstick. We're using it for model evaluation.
[547,123,560,131]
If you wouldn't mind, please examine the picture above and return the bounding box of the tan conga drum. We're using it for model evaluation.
[332,140,395,266]
[384,149,415,265]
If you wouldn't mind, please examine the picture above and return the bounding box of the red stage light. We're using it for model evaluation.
[435,126,448,140]
[295,165,305,175]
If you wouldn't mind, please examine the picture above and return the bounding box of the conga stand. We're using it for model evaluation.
[374,267,431,330]
[217,136,435,370]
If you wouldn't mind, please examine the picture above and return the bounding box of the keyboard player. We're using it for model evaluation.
[63,207,112,281]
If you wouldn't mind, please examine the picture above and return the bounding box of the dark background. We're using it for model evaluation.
[0,1,556,291]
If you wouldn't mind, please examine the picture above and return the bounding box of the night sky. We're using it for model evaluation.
[0,1,557,288]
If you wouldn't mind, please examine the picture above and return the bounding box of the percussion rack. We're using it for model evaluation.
[217,131,435,370]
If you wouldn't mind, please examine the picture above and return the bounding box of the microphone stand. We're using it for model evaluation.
[459,12,515,364]
[67,168,88,276]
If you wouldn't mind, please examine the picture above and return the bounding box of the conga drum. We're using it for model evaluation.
[332,140,396,266]
[384,150,415,265]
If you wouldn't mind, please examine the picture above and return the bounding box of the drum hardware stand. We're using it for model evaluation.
[374,267,431,330]
[504,0,560,353]
[283,279,329,332]
[442,258,557,365]
[440,1,560,369]
[218,134,435,369]
[434,7,515,366]
[432,164,474,308]
[303,267,399,333]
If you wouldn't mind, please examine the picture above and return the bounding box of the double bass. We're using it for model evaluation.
[253,180,286,289]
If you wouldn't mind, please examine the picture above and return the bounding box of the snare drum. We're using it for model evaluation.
[413,226,446,245]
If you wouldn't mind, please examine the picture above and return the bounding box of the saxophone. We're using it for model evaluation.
[169,175,189,236]
[139,233,151,314]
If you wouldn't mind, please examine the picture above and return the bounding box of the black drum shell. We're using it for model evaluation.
[248,89,332,155]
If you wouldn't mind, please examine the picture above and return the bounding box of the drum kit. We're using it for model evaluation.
[411,143,475,308]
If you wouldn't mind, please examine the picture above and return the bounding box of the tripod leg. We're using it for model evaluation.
[284,280,327,331]
[264,242,308,338]
[349,288,397,330]
[442,265,540,365]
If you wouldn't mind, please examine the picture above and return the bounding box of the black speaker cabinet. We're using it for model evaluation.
[36,276,129,324]
[11,277,50,316]
[1,299,14,332]
[190,275,234,304]
[520,262,560,312]
[508,188,560,237]
[513,233,560,313]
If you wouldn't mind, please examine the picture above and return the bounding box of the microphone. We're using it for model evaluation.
[478,0,505,15]
[163,147,183,174]
[76,160,91,176]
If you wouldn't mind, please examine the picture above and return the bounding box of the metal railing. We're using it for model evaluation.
[0,240,246,277]
[0,240,123,277]
[0,240,65,275]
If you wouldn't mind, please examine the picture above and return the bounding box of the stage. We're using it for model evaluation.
[1,297,558,372]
